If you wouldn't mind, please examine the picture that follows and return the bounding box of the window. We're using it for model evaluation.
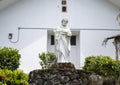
[62,6,67,12]
[71,36,76,45]
[51,35,76,46]
[62,0,66,5]
[61,0,67,12]
[51,35,54,45]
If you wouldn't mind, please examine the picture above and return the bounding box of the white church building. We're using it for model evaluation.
[0,0,120,73]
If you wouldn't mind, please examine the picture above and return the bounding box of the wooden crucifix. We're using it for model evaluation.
[102,34,120,60]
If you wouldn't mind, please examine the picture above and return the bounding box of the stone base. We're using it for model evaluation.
[28,63,103,85]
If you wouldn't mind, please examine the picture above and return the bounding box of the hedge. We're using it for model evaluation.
[0,69,28,85]
[0,47,21,70]
[83,55,120,78]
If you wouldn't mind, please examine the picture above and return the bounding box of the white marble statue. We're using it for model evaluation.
[54,18,72,62]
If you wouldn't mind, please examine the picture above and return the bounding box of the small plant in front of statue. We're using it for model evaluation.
[38,52,57,69]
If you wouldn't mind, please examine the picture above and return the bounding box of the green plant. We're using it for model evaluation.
[38,52,57,69]
[83,55,120,77]
[0,69,28,85]
[0,47,21,70]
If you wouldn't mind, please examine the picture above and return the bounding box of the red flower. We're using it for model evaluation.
[1,76,5,80]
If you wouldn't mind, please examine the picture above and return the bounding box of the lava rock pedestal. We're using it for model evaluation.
[28,63,103,85]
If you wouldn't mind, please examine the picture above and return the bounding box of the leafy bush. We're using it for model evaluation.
[39,52,57,69]
[0,69,28,85]
[0,47,21,70]
[83,55,120,78]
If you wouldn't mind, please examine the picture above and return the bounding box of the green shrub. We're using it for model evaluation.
[0,47,21,70]
[38,52,57,69]
[0,69,28,85]
[83,55,120,78]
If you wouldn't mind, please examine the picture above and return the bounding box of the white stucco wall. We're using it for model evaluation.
[19,29,47,73]
[0,0,120,73]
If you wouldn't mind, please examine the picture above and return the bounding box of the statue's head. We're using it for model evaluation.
[61,18,68,27]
